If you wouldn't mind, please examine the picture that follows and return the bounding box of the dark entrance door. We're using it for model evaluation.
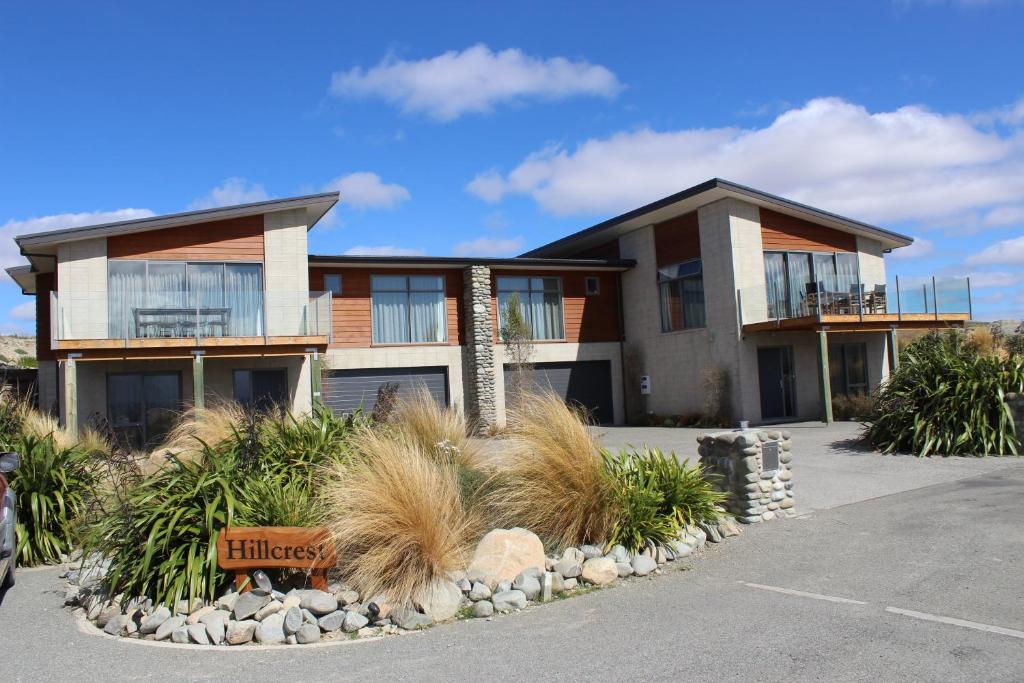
[757,346,796,420]
[234,368,289,411]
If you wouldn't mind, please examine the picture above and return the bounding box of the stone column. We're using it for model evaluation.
[462,265,496,432]
[698,429,794,523]
[1006,394,1024,447]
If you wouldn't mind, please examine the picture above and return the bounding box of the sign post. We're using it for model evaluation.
[216,526,336,592]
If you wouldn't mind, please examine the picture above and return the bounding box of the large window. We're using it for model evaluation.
[496,276,565,341]
[371,275,447,344]
[108,261,263,338]
[107,372,181,449]
[763,251,859,318]
[233,368,289,411]
[829,343,869,396]
[658,259,705,332]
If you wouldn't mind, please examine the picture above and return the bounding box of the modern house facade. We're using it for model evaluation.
[7,179,971,446]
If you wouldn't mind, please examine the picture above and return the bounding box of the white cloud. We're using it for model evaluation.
[961,271,1022,289]
[188,177,269,210]
[983,204,1024,226]
[889,237,935,260]
[330,44,622,121]
[452,235,525,257]
[0,208,155,273]
[8,301,35,321]
[324,172,410,210]
[966,235,1024,266]
[342,245,425,256]
[467,97,1024,224]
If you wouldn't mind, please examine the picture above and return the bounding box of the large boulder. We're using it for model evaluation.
[581,557,618,586]
[413,579,463,622]
[467,528,545,588]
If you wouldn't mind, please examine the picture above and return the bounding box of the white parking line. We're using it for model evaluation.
[885,606,1024,641]
[740,582,868,605]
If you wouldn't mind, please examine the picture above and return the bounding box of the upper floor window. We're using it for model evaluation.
[585,276,600,296]
[371,274,447,344]
[497,276,564,341]
[324,274,342,296]
[763,251,859,318]
[108,260,263,339]
[658,259,705,332]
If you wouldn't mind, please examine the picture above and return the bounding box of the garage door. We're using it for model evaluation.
[323,366,449,415]
[504,360,614,424]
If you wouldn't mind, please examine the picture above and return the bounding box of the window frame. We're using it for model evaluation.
[585,275,601,296]
[323,273,342,297]
[370,274,448,345]
[762,250,862,318]
[233,367,290,410]
[828,342,869,397]
[495,275,566,341]
[657,258,706,333]
[105,370,183,449]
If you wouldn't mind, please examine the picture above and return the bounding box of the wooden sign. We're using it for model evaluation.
[217,526,336,592]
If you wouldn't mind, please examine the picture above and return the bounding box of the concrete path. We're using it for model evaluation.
[2,427,1023,681]
[595,421,1024,512]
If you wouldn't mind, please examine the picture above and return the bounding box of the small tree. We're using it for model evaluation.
[500,293,535,400]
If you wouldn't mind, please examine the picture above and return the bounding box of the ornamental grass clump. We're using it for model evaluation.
[866,331,1024,456]
[385,387,481,469]
[487,391,616,549]
[323,428,479,606]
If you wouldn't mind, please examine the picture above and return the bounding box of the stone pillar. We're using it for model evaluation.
[1006,394,1024,447]
[698,429,794,523]
[462,265,496,432]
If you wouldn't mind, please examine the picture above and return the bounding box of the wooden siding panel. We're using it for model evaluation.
[107,215,265,261]
[310,267,463,348]
[490,269,621,344]
[572,239,621,259]
[759,208,856,252]
[654,211,701,266]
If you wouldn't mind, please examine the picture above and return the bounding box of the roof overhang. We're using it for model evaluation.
[521,178,914,257]
[13,192,340,274]
[6,265,36,294]
[308,255,635,271]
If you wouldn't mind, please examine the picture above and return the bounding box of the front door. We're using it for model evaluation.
[757,346,796,420]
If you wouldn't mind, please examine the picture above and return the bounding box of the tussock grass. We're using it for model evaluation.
[486,391,616,549]
[13,397,106,454]
[385,387,480,468]
[324,428,479,606]
[157,402,249,460]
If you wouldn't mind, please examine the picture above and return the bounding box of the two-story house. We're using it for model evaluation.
[7,179,970,445]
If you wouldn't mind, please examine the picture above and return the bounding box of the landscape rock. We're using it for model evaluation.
[216,592,239,611]
[497,580,512,593]
[317,610,345,632]
[342,611,369,633]
[581,557,617,586]
[280,595,301,611]
[466,528,546,587]
[187,623,210,645]
[186,605,216,625]
[226,620,257,645]
[103,614,131,636]
[254,600,283,621]
[336,590,360,607]
[616,562,633,578]
[472,600,494,618]
[413,579,463,622]
[631,555,657,577]
[579,544,604,559]
[296,623,321,644]
[205,618,225,645]
[155,616,186,641]
[553,558,582,579]
[561,547,586,564]
[300,590,338,616]
[551,572,565,593]
[563,578,578,591]
[233,591,271,620]
[605,545,629,563]
[171,627,190,644]
[512,571,541,600]
[283,607,303,635]
[391,606,434,630]
[255,612,286,644]
[671,541,693,559]
[491,589,527,612]
[456,578,472,593]
[540,572,553,602]
[95,603,120,628]
[139,605,171,635]
[468,582,491,601]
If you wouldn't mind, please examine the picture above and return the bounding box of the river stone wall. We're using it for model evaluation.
[1007,394,1024,444]
[462,265,496,432]
[698,429,794,523]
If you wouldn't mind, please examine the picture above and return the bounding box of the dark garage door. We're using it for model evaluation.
[504,360,614,424]
[323,366,449,415]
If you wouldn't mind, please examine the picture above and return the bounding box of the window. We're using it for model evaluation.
[496,276,565,341]
[107,372,181,450]
[829,343,869,396]
[108,261,263,338]
[371,275,447,344]
[585,276,600,296]
[233,368,289,411]
[324,274,342,296]
[658,259,705,332]
[763,251,859,318]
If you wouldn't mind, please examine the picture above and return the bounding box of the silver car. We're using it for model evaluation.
[0,451,18,592]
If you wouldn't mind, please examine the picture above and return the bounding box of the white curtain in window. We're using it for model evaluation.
[108,262,146,338]
[225,264,263,336]
[372,291,410,343]
[410,291,444,342]
[835,253,859,293]
[763,253,787,319]
[787,254,813,315]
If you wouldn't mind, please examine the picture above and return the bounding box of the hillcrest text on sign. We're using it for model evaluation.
[216,526,336,591]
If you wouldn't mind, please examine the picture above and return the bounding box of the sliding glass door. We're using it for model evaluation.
[763,251,862,318]
[107,372,182,450]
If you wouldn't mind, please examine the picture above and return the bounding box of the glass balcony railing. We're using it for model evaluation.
[51,290,332,344]
[737,276,972,326]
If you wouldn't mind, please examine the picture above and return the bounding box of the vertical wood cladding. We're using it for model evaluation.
[309,268,463,348]
[654,211,701,267]
[759,208,856,252]
[489,269,622,343]
[572,239,621,259]
[107,215,266,261]
[35,273,55,361]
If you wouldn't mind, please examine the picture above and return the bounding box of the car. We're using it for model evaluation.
[0,450,19,592]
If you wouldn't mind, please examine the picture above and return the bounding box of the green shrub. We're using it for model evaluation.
[602,446,723,552]
[8,433,98,565]
[81,405,360,607]
[866,331,1024,455]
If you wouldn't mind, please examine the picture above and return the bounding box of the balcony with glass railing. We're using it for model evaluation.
[50,290,332,349]
[738,276,972,332]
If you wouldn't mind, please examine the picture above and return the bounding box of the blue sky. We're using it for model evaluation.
[2,0,1023,332]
